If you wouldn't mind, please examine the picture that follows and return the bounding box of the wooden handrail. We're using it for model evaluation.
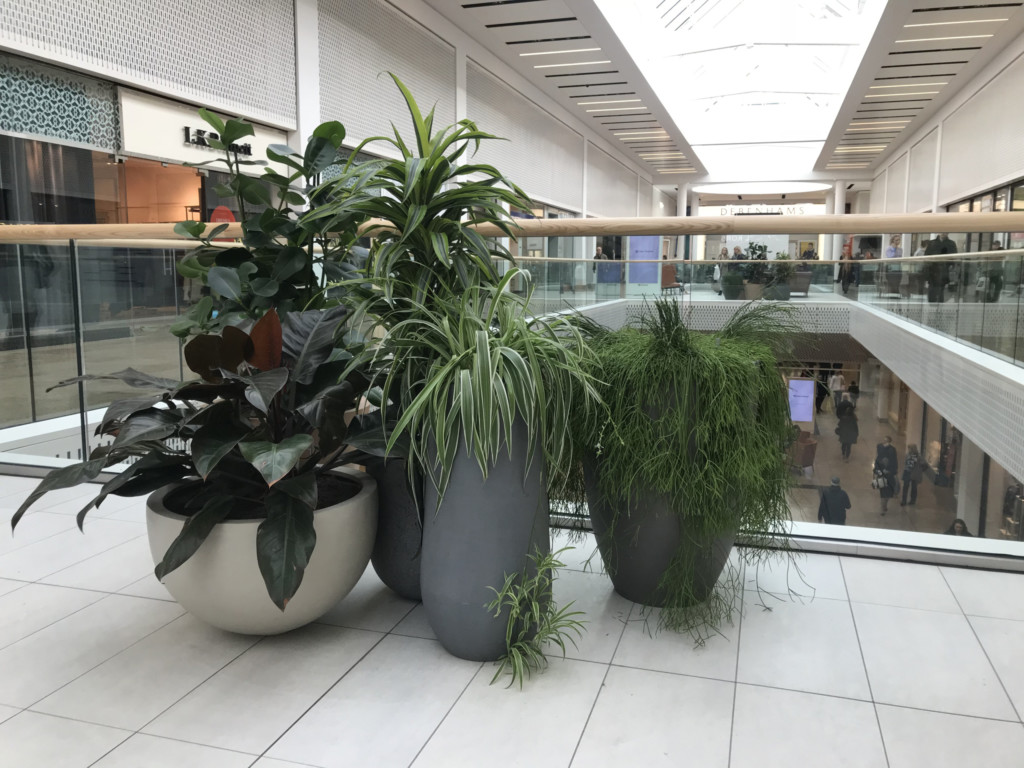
[3,211,1024,243]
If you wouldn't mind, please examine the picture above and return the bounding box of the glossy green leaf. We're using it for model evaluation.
[257,490,316,610]
[207,266,243,303]
[110,409,180,450]
[239,435,313,486]
[154,495,235,580]
[192,423,250,479]
[11,458,107,530]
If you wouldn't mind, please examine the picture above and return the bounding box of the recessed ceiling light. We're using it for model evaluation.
[519,48,601,57]
[578,99,642,106]
[834,147,884,153]
[869,82,947,89]
[586,106,646,112]
[657,168,696,173]
[903,19,1007,28]
[864,92,939,98]
[691,182,832,194]
[894,35,993,43]
[847,126,905,132]
[533,60,611,69]
[849,120,911,126]
[827,163,870,169]
[613,130,668,135]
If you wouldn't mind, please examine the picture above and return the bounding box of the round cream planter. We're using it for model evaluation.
[146,469,377,635]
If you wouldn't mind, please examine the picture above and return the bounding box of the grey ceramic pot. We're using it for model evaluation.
[421,420,549,661]
[365,457,423,602]
[583,457,734,606]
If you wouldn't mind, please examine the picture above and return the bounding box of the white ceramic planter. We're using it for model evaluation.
[146,468,377,635]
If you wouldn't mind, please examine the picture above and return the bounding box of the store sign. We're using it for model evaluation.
[183,127,252,156]
[119,88,288,174]
[700,204,827,216]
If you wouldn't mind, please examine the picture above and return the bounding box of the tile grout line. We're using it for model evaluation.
[939,568,1024,725]
[726,560,745,768]
[840,558,891,768]
[566,599,634,768]
[404,660,486,768]
[0,587,116,653]
[250,627,393,764]
[26,604,187,713]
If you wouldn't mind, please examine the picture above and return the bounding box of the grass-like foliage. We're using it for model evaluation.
[352,270,600,504]
[572,299,798,635]
[486,547,586,689]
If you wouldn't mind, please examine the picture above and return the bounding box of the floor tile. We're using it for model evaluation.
[143,624,383,754]
[0,711,129,768]
[0,476,44,500]
[877,704,1024,768]
[316,567,418,633]
[571,665,733,768]
[842,557,960,613]
[251,759,320,768]
[268,634,480,768]
[0,704,19,724]
[738,592,870,699]
[0,511,74,555]
[0,594,183,707]
[117,573,174,601]
[746,551,848,601]
[731,684,887,768]
[34,614,258,730]
[0,577,27,598]
[612,606,740,682]
[390,603,435,640]
[968,615,1024,720]
[550,529,604,574]
[0,518,146,581]
[941,567,1024,620]
[0,582,105,649]
[91,733,255,767]
[853,602,1017,720]
[553,569,630,664]
[39,535,155,593]
[411,657,606,768]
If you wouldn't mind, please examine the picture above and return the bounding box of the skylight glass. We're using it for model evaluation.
[595,0,887,178]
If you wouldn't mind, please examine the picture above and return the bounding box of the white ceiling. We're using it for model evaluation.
[422,0,1024,196]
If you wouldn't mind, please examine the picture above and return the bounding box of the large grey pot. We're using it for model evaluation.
[421,421,549,661]
[365,457,422,601]
[583,458,734,606]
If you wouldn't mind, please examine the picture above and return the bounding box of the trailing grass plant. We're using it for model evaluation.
[569,299,798,637]
[486,547,586,689]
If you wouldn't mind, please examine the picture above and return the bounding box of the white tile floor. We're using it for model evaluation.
[2,477,1024,767]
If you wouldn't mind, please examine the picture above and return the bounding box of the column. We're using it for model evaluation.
[831,180,847,274]
[291,0,321,149]
[676,183,689,262]
[956,435,985,535]
[876,366,890,423]
[905,390,924,455]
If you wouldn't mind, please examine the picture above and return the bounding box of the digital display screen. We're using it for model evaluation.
[788,378,815,423]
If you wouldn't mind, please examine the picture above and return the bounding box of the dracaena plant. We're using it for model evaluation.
[11,307,367,610]
[171,109,384,337]
[307,73,531,333]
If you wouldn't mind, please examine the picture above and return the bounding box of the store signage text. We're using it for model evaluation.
[183,127,252,156]
[719,204,811,216]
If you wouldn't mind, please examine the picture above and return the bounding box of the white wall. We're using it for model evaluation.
[869,33,1024,211]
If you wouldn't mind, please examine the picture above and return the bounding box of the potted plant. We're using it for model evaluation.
[355,272,599,665]
[743,241,769,300]
[570,299,795,635]
[765,257,795,300]
[11,111,385,634]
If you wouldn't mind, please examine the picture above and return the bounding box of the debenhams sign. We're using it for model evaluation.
[703,203,826,216]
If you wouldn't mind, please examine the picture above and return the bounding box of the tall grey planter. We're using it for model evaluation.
[583,458,734,606]
[365,457,422,601]
[421,420,549,661]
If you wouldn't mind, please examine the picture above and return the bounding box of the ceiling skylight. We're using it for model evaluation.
[593,0,887,178]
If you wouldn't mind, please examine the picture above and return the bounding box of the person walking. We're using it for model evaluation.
[818,477,851,525]
[874,457,897,516]
[875,435,898,475]
[835,399,858,462]
[828,370,846,412]
[847,380,860,408]
[900,443,924,506]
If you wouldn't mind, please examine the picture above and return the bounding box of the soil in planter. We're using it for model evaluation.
[163,473,361,520]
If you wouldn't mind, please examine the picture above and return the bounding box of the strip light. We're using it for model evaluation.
[894,35,993,43]
[864,92,938,98]
[534,60,611,69]
[578,99,642,106]
[904,19,1007,28]
[519,48,601,57]
[586,106,647,112]
[869,82,947,89]
[849,120,911,126]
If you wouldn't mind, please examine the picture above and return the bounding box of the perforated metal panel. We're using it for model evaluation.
[319,0,455,150]
[0,54,118,151]
[907,129,938,213]
[465,60,583,210]
[870,170,885,213]
[939,50,1024,205]
[0,0,296,129]
[851,305,1024,482]
[587,144,639,217]
[884,153,907,214]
